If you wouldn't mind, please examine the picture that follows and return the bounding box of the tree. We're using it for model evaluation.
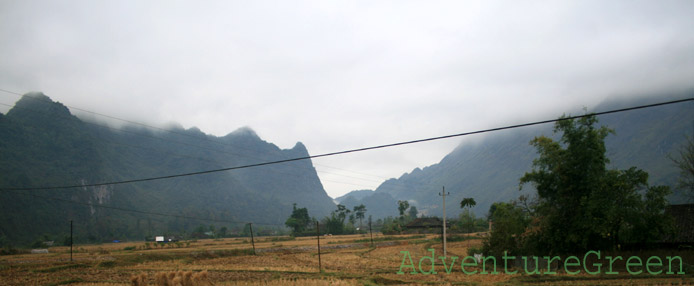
[218,226,228,238]
[353,204,367,230]
[408,205,418,219]
[460,197,477,234]
[460,198,476,209]
[482,202,529,256]
[324,213,344,235]
[397,200,409,219]
[336,204,350,221]
[242,223,253,237]
[324,204,351,235]
[193,224,206,236]
[285,203,311,235]
[519,114,672,254]
[672,136,694,201]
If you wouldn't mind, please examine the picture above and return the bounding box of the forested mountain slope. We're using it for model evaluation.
[0,93,335,244]
[339,94,693,219]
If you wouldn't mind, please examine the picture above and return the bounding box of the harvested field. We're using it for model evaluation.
[0,233,692,285]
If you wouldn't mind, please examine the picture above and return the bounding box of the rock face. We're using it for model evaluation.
[347,93,694,219]
[0,93,336,244]
[335,190,399,219]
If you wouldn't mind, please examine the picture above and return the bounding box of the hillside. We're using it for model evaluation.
[0,93,336,245]
[339,93,694,219]
[335,190,399,219]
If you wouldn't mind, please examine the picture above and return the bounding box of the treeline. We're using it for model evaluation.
[483,115,679,257]
[285,199,490,237]
[285,203,368,236]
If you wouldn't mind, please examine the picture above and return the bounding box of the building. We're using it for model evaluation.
[404,217,449,234]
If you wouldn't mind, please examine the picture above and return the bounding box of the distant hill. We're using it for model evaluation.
[347,93,694,219]
[334,190,375,203]
[335,190,399,219]
[0,93,336,245]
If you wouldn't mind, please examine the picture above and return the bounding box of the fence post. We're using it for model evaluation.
[369,220,374,247]
[316,221,321,272]
[249,223,256,255]
[70,220,73,262]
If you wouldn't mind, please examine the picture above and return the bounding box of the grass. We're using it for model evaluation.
[31,263,89,273]
[264,236,296,242]
[353,234,426,243]
[45,278,84,286]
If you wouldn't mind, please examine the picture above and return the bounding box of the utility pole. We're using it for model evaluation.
[439,187,449,258]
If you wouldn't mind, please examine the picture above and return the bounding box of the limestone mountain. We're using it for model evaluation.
[341,93,693,219]
[335,190,399,219]
[0,93,335,244]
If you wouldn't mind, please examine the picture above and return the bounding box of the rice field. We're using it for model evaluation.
[0,233,692,285]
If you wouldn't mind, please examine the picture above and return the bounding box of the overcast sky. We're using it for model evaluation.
[1,1,693,198]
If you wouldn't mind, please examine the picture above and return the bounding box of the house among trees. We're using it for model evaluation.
[404,217,449,234]
[663,204,694,246]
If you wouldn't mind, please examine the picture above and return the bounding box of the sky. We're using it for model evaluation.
[1,1,693,198]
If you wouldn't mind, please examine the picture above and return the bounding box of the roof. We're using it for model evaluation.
[404,217,444,229]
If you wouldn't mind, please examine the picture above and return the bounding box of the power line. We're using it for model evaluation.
[0,89,393,179]
[5,189,283,226]
[0,90,404,187]
[2,96,691,191]
[0,100,398,190]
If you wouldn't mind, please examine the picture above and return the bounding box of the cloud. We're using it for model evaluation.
[1,0,693,197]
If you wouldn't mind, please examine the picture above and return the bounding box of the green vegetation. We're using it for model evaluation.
[285,203,311,235]
[32,263,89,273]
[459,197,477,234]
[353,204,367,230]
[0,94,336,245]
[324,204,352,235]
[372,96,690,220]
[672,136,694,201]
[485,114,674,256]
[483,201,530,256]
[452,209,487,234]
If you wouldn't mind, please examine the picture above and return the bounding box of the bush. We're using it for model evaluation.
[482,202,529,257]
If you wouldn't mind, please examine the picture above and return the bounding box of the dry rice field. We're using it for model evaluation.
[1,233,692,285]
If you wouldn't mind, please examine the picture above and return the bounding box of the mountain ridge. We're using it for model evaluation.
[339,92,693,219]
[0,93,336,244]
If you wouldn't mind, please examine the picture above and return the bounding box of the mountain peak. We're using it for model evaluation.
[229,126,259,139]
[292,141,307,152]
[7,92,73,120]
[23,91,51,101]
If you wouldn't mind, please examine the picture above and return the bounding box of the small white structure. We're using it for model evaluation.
[31,249,49,254]
[155,236,165,242]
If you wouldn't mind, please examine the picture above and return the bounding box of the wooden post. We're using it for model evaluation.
[316,221,321,272]
[70,220,73,262]
[249,223,256,255]
[369,220,374,247]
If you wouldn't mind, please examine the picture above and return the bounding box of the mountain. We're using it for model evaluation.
[335,190,399,219]
[334,190,375,203]
[349,93,694,219]
[0,93,336,245]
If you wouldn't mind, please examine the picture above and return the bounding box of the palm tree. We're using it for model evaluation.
[460,198,476,244]
[353,204,367,230]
